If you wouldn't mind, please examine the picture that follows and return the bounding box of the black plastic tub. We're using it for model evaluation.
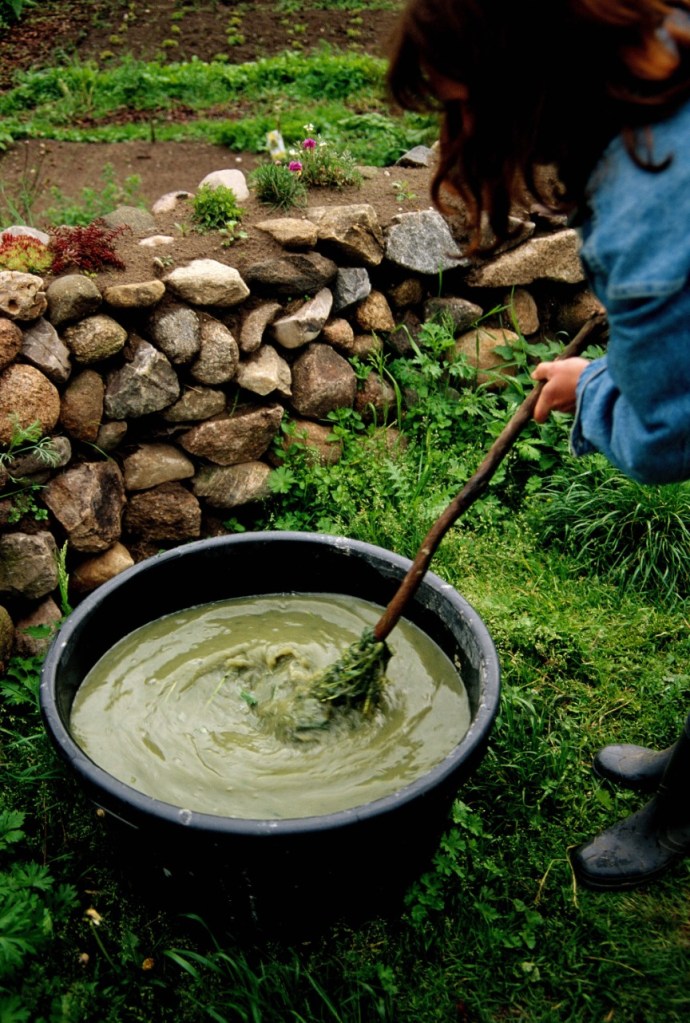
[40,532,500,930]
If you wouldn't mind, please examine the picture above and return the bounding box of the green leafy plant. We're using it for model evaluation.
[191,182,244,231]
[43,163,144,226]
[0,418,61,524]
[250,161,308,210]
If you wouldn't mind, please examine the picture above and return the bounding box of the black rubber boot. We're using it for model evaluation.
[572,714,690,891]
[593,742,675,792]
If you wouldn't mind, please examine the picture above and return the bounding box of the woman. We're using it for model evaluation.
[388,0,690,890]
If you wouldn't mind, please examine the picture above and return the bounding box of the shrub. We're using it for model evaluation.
[49,220,127,274]
[191,183,243,231]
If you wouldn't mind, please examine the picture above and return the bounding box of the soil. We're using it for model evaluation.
[0,2,432,287]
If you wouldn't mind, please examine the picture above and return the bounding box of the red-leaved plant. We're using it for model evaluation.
[49,220,128,274]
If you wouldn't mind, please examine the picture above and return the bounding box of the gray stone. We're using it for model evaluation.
[271,288,333,349]
[0,531,58,600]
[62,314,128,364]
[464,229,585,287]
[14,597,62,658]
[60,370,104,443]
[103,280,166,309]
[255,218,318,249]
[1,225,50,245]
[193,461,273,508]
[0,604,14,673]
[331,267,371,313]
[46,274,101,327]
[148,302,201,364]
[385,210,469,274]
[123,482,201,542]
[9,435,71,479]
[395,145,435,167]
[321,318,355,354]
[190,315,239,385]
[423,296,483,333]
[244,253,338,296]
[123,443,195,491]
[21,317,71,383]
[0,270,47,321]
[306,204,384,267]
[236,345,291,396]
[71,542,134,595]
[354,290,395,333]
[198,169,249,202]
[502,287,540,336]
[164,259,250,307]
[105,339,180,418]
[0,318,23,370]
[0,364,60,445]
[151,191,193,215]
[454,327,520,387]
[239,301,282,353]
[354,371,397,424]
[273,418,342,466]
[102,205,157,235]
[162,387,227,423]
[290,344,356,419]
[180,403,284,466]
[43,461,125,553]
[95,420,127,452]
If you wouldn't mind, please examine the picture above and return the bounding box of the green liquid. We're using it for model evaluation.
[70,593,471,819]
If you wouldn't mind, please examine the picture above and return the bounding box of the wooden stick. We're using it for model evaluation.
[372,312,608,643]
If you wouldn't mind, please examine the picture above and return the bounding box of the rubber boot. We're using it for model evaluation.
[572,713,690,891]
[593,742,675,792]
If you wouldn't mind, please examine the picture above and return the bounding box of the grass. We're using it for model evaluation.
[0,51,437,161]
[2,319,690,1021]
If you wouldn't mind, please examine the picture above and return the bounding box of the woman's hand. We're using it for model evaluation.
[531,357,590,423]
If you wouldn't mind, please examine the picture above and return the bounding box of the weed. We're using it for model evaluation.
[43,163,144,227]
[250,161,308,210]
[0,418,61,524]
[392,179,417,202]
[191,182,244,232]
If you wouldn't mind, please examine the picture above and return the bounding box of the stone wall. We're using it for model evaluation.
[0,195,603,666]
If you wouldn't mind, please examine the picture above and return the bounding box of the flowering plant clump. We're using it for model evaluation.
[0,234,53,274]
[287,124,363,189]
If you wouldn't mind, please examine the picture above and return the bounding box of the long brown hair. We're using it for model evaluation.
[388,0,690,249]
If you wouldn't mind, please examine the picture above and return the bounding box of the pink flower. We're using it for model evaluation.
[288,160,303,172]
[302,138,316,150]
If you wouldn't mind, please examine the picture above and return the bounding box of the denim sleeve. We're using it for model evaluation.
[571,285,690,484]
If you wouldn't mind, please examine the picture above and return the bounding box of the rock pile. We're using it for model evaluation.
[0,162,604,666]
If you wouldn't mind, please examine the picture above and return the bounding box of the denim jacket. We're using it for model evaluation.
[571,94,690,483]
